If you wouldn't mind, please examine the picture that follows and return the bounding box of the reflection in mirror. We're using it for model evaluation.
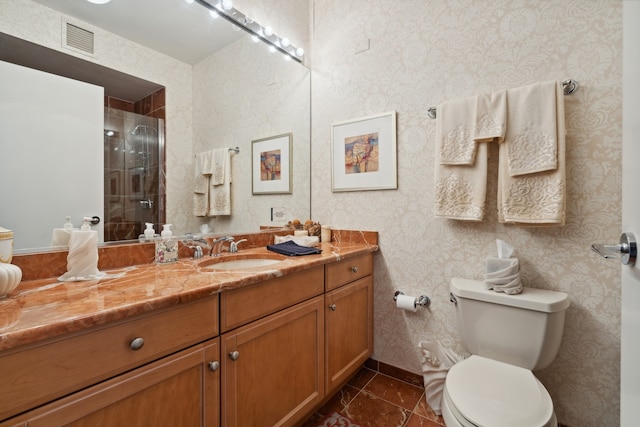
[0,1,310,253]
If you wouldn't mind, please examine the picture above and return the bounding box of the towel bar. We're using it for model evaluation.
[426,79,579,119]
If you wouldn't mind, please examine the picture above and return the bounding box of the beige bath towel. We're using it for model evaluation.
[498,81,566,225]
[474,89,506,144]
[434,141,488,221]
[208,148,232,216]
[437,96,478,165]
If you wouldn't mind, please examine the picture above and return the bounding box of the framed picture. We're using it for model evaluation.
[252,133,293,194]
[331,111,397,192]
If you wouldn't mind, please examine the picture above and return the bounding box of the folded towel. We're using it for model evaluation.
[267,240,322,256]
[498,81,566,225]
[474,89,506,143]
[504,81,560,176]
[437,96,478,165]
[208,148,232,216]
[193,151,212,217]
[434,141,488,221]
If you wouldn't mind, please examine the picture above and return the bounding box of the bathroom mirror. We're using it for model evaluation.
[0,0,310,252]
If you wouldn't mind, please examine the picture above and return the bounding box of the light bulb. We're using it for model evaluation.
[296,47,305,57]
[264,26,273,36]
[281,38,290,47]
[222,0,233,10]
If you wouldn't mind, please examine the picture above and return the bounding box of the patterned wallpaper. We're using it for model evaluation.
[310,1,622,426]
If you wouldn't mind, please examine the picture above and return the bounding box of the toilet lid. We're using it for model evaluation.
[445,356,553,427]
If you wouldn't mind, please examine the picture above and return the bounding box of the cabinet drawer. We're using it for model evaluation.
[0,296,218,422]
[325,253,373,291]
[220,267,324,333]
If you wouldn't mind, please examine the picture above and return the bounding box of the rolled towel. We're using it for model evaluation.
[484,256,522,294]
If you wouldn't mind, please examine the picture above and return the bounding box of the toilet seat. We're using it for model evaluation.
[444,355,554,427]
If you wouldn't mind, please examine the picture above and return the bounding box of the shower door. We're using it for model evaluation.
[104,111,164,242]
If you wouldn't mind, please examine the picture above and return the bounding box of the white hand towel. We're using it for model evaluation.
[437,96,478,165]
[193,151,212,217]
[498,81,566,225]
[474,89,506,143]
[208,148,231,216]
[434,96,488,221]
[434,141,488,221]
[504,80,560,176]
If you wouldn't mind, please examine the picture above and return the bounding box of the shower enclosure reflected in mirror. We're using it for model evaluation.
[104,108,165,242]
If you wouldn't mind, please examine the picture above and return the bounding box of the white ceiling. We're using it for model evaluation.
[0,0,245,101]
[30,0,242,65]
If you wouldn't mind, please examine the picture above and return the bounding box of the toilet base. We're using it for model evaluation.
[441,386,557,427]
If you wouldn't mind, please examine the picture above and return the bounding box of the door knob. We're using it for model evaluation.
[591,232,637,265]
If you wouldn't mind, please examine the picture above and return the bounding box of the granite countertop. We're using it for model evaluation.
[0,241,378,352]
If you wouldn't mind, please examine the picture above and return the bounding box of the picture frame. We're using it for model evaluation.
[331,111,397,192]
[252,133,293,194]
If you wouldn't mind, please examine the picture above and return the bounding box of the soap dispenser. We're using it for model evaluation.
[161,224,173,238]
[156,224,178,264]
[144,223,155,241]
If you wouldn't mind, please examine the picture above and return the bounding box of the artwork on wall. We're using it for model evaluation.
[331,111,397,192]
[252,133,293,194]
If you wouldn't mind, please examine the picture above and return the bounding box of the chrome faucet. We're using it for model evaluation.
[229,239,248,253]
[211,236,234,257]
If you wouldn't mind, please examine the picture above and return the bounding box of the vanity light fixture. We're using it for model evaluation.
[194,0,304,62]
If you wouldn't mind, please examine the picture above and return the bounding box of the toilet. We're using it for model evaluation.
[442,278,570,427]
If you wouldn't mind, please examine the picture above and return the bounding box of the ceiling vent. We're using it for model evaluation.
[62,20,95,57]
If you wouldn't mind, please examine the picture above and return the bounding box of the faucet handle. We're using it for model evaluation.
[188,245,203,259]
[229,239,247,253]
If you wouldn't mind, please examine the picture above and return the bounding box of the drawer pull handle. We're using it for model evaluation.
[229,351,240,361]
[329,304,337,311]
[208,361,220,372]
[351,266,358,273]
[130,337,145,351]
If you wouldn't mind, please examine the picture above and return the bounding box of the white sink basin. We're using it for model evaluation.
[199,255,285,271]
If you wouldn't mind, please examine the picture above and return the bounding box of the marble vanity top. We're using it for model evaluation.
[0,239,378,352]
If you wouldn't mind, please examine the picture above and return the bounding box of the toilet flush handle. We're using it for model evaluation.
[591,232,637,265]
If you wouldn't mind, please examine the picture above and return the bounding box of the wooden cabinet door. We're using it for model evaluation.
[17,341,218,427]
[325,276,373,394]
[221,296,325,427]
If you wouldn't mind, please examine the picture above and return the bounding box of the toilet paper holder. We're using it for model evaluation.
[394,291,431,308]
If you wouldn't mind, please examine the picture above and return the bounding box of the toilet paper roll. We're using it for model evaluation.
[396,294,417,312]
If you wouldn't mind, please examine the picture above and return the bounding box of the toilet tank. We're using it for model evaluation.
[450,278,570,370]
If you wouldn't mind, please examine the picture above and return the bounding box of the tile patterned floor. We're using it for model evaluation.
[300,364,445,427]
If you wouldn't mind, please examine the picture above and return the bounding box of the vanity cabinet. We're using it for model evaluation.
[4,338,220,427]
[219,268,325,427]
[324,254,374,394]
[0,296,219,426]
[0,249,375,427]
